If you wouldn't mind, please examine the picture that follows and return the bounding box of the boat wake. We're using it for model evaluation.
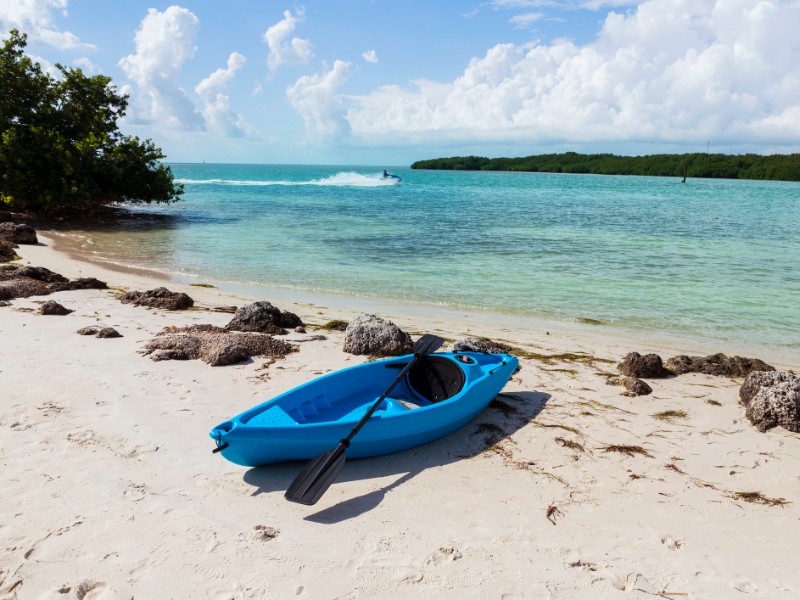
[177,171,400,187]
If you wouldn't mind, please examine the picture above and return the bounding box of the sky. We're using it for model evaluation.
[2,0,800,166]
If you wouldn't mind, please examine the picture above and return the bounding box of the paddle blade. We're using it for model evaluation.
[284,443,347,505]
[414,334,445,356]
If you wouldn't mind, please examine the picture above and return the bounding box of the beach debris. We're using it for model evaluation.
[120,287,194,310]
[142,325,296,366]
[546,503,564,524]
[601,444,653,458]
[739,371,800,432]
[0,264,107,300]
[666,353,774,377]
[320,319,348,331]
[653,410,688,422]
[449,336,509,354]
[730,491,790,506]
[0,222,38,244]
[38,300,73,315]
[617,352,670,378]
[606,375,652,396]
[342,313,413,356]
[253,525,279,541]
[224,300,303,335]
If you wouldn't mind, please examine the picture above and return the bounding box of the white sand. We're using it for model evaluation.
[1,235,799,599]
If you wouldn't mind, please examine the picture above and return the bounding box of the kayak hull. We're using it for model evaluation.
[210,351,517,466]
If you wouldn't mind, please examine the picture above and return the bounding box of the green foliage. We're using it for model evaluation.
[411,150,800,182]
[0,30,183,212]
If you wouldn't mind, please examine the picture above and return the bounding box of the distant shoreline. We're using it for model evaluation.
[411,151,800,182]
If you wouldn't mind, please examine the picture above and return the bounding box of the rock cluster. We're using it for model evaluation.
[142,324,295,366]
[739,371,800,433]
[120,287,194,310]
[666,353,774,377]
[0,264,107,300]
[78,326,122,338]
[343,313,413,356]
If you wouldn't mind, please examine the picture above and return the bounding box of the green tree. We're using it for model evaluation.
[0,30,182,212]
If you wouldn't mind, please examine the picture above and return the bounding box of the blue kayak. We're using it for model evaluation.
[210,351,518,466]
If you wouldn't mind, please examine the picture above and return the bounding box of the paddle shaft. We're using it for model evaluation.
[342,352,422,446]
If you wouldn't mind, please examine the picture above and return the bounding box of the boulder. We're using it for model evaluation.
[0,241,17,262]
[120,287,194,310]
[49,277,108,292]
[39,300,73,315]
[739,371,800,433]
[343,313,413,356]
[225,301,303,335]
[666,353,774,377]
[606,376,653,396]
[0,222,37,244]
[96,327,122,338]
[449,336,510,354]
[14,265,68,283]
[617,352,669,378]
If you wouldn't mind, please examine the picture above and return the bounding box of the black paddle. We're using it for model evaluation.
[284,333,445,505]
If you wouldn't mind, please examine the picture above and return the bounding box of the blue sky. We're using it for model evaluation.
[3,1,799,165]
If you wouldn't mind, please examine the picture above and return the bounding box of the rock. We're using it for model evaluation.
[606,376,653,396]
[0,240,17,262]
[666,353,774,377]
[739,371,800,432]
[225,301,303,335]
[617,352,669,378]
[343,313,413,356]
[49,277,108,292]
[0,300,11,307]
[294,326,306,334]
[0,222,37,244]
[142,327,296,366]
[77,326,100,335]
[120,287,194,310]
[14,266,68,283]
[39,300,73,315]
[96,327,122,338]
[449,336,510,354]
[206,344,251,367]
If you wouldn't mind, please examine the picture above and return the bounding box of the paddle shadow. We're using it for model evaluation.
[241,390,550,514]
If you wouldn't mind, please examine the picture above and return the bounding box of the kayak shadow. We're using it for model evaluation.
[241,390,550,517]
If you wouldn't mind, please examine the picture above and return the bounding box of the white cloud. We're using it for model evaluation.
[347,0,800,149]
[510,12,545,27]
[195,52,255,137]
[263,8,313,73]
[118,6,203,129]
[73,57,96,73]
[0,0,91,49]
[362,49,378,63]
[287,60,351,137]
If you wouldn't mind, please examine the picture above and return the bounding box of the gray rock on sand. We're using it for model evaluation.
[39,300,73,315]
[739,371,800,433]
[0,222,38,244]
[606,376,653,396]
[0,265,107,300]
[120,287,194,310]
[449,337,509,354]
[0,240,18,262]
[617,352,669,378]
[77,326,122,338]
[343,313,413,356]
[666,353,774,377]
[224,301,303,335]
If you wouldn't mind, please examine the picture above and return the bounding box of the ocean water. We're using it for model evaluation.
[63,163,800,360]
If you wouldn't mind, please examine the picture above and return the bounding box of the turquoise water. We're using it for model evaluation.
[73,163,800,359]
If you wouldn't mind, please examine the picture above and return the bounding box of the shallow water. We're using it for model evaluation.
[61,163,800,361]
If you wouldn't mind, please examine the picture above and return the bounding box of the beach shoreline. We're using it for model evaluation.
[2,233,799,599]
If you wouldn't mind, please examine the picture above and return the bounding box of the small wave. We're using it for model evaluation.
[177,171,400,187]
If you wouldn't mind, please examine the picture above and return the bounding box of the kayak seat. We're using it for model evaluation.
[407,356,466,403]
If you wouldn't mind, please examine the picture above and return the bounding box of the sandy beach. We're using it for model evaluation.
[2,234,799,600]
